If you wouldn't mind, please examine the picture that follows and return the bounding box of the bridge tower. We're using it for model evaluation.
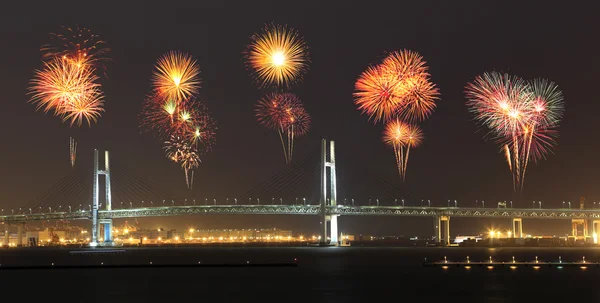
[90,149,113,247]
[319,139,338,246]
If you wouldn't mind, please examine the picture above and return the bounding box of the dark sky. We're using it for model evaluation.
[0,1,598,235]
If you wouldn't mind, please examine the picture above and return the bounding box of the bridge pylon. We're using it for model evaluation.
[90,149,113,247]
[319,139,338,246]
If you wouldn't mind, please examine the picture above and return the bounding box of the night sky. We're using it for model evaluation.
[1,1,598,236]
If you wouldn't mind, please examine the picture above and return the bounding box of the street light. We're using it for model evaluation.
[394,199,397,205]
[235,198,238,205]
[120,202,123,209]
[257,198,260,205]
[304,198,307,205]
[68,206,71,213]
[142,201,145,208]
[376,199,379,206]
[352,198,355,206]
[482,200,485,208]
[214,199,217,205]
[562,201,565,208]
[454,200,457,208]
[428,200,431,207]
[280,198,283,205]
[171,200,175,206]
[533,201,535,208]
[402,199,405,207]
[539,201,542,209]
[510,201,513,208]
[29,208,32,214]
[568,202,571,209]
[447,200,450,207]
[130,202,133,208]
[48,207,51,213]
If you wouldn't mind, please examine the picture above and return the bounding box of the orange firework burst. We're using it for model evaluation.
[41,25,110,75]
[246,24,309,87]
[354,49,439,123]
[29,57,104,127]
[354,65,401,123]
[383,119,423,181]
[152,51,201,104]
[255,92,311,163]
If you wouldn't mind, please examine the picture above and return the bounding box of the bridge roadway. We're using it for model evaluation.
[1,205,600,222]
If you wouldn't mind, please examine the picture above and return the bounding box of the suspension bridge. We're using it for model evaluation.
[2,139,600,247]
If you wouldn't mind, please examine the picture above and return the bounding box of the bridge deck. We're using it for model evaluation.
[1,205,600,222]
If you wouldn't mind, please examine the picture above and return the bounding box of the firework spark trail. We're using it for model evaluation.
[383,120,423,181]
[69,137,77,168]
[465,72,564,191]
[255,92,310,163]
[246,24,309,88]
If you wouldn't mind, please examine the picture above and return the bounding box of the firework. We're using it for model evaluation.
[354,65,402,123]
[255,92,310,163]
[29,57,105,127]
[152,51,201,104]
[164,135,200,189]
[465,72,564,191]
[140,95,216,149]
[69,137,77,168]
[383,120,423,181]
[41,25,110,74]
[246,24,309,87]
[354,50,439,123]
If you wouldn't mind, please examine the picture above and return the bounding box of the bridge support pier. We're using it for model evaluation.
[17,223,24,247]
[99,219,113,244]
[91,149,112,247]
[571,219,588,238]
[512,218,523,238]
[592,220,600,244]
[434,216,440,243]
[434,216,450,245]
[3,223,9,246]
[319,139,338,246]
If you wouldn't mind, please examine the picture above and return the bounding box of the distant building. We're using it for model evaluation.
[454,236,482,244]
[189,228,293,241]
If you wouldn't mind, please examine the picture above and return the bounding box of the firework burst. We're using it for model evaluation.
[383,120,423,181]
[141,64,216,189]
[152,51,201,104]
[41,25,110,75]
[246,24,309,88]
[29,57,105,127]
[255,92,310,163]
[354,49,439,123]
[465,72,564,191]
